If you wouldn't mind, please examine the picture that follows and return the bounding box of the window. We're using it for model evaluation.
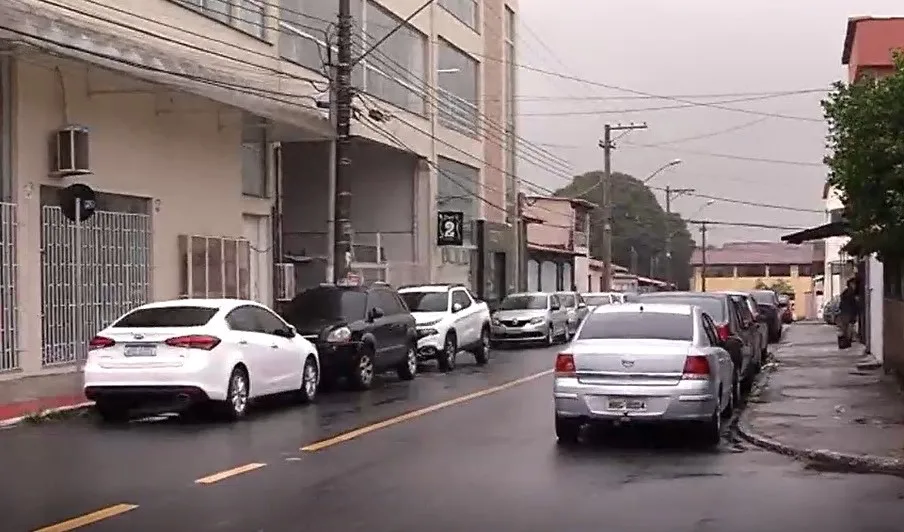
[248,306,289,335]
[827,207,845,223]
[242,116,268,197]
[178,235,251,299]
[638,295,727,322]
[400,291,448,312]
[527,260,539,291]
[173,0,266,38]
[226,306,258,331]
[361,3,428,114]
[437,156,479,246]
[768,264,791,277]
[439,0,479,30]
[503,7,516,221]
[371,289,404,314]
[700,314,719,346]
[451,290,472,310]
[540,261,557,291]
[499,294,546,310]
[112,306,219,328]
[702,265,733,277]
[735,264,766,277]
[437,38,479,136]
[562,263,572,291]
[559,293,576,307]
[577,312,694,341]
[0,54,9,200]
[280,0,363,72]
[285,287,368,322]
[798,263,815,277]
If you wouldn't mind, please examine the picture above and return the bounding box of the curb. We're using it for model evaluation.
[736,350,904,477]
[0,401,95,429]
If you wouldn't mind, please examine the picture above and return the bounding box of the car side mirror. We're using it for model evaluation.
[286,325,297,337]
[578,302,587,309]
[368,307,384,321]
[550,304,560,311]
[452,302,463,312]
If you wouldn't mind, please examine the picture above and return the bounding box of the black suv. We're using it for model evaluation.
[280,283,418,390]
[749,289,783,343]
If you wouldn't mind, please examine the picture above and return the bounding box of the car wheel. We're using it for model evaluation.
[396,344,418,381]
[95,401,130,424]
[297,356,319,404]
[438,333,457,372]
[222,366,250,421]
[555,416,581,445]
[473,327,490,366]
[700,408,722,447]
[349,349,375,390]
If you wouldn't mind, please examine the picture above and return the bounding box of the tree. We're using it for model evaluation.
[822,51,904,261]
[554,171,696,289]
[754,278,794,295]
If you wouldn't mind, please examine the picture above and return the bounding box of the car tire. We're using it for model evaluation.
[438,333,457,372]
[700,408,722,447]
[473,326,490,366]
[95,401,130,424]
[297,356,319,404]
[349,348,376,390]
[221,366,250,421]
[555,416,581,445]
[396,344,418,381]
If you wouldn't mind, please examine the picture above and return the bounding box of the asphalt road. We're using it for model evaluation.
[4,342,904,532]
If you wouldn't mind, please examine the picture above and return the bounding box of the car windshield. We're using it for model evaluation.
[639,295,726,321]
[559,294,576,307]
[499,295,547,310]
[400,292,448,312]
[750,291,775,305]
[578,311,694,341]
[584,296,611,306]
[286,288,368,321]
[112,306,218,328]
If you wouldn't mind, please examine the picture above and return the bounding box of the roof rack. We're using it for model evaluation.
[397,282,466,290]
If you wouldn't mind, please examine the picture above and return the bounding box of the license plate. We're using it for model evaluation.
[608,398,646,411]
[124,344,156,357]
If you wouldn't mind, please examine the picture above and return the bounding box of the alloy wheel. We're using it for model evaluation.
[358,354,374,387]
[302,359,318,400]
[230,372,249,416]
[407,347,418,375]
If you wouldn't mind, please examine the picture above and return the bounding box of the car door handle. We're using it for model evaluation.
[238,340,248,345]
[271,344,279,349]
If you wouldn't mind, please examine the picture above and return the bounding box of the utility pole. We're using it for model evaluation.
[663,184,694,287]
[332,0,354,283]
[599,122,646,291]
[700,222,708,292]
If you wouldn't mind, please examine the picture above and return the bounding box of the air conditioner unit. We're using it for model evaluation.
[50,125,91,177]
[274,262,296,301]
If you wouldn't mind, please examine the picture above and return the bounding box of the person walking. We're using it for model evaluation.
[837,277,860,348]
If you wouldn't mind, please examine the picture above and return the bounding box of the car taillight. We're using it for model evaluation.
[682,355,711,380]
[165,335,221,350]
[89,336,115,350]
[555,353,576,377]
[715,323,730,341]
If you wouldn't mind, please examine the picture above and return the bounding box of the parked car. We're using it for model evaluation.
[397,284,491,371]
[557,291,590,336]
[719,290,768,361]
[84,299,321,422]
[553,303,740,447]
[280,283,417,391]
[581,292,626,310]
[823,295,840,325]
[490,292,570,346]
[637,291,759,389]
[778,294,794,324]
[750,289,783,342]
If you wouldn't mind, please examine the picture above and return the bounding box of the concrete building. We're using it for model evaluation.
[522,195,592,292]
[0,0,520,392]
[842,16,904,81]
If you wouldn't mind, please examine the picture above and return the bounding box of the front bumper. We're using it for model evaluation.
[314,342,360,376]
[415,327,445,359]
[490,321,548,342]
[553,376,718,423]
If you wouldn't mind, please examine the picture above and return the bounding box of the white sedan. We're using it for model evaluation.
[83,299,320,422]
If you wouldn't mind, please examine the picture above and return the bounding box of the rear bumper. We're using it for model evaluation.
[84,385,209,405]
[553,377,718,422]
[83,363,228,401]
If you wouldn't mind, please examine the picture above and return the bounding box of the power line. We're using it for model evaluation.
[480,89,830,102]
[621,142,825,167]
[633,117,770,146]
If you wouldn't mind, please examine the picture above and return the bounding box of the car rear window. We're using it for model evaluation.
[638,296,726,321]
[560,294,576,307]
[286,287,368,321]
[578,312,694,341]
[112,306,218,328]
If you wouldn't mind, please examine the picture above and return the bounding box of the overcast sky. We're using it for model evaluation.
[515,0,901,244]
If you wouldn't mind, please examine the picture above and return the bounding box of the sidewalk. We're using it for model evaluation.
[738,323,904,475]
[0,371,90,426]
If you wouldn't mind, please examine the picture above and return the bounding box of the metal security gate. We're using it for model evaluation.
[0,202,17,372]
[41,206,152,367]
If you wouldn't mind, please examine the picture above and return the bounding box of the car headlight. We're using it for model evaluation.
[417,328,439,338]
[419,319,442,327]
[325,326,351,343]
[529,317,544,324]
[491,317,500,325]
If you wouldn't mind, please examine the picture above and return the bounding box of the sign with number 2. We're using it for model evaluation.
[436,211,464,246]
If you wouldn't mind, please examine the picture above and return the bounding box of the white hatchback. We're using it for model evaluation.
[83,299,320,422]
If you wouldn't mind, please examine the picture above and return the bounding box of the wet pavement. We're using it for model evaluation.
[745,323,904,458]
[5,339,904,532]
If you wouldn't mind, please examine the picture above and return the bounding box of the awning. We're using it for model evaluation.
[2,0,334,140]
[781,221,849,244]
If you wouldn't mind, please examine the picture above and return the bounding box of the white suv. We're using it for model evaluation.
[398,284,492,371]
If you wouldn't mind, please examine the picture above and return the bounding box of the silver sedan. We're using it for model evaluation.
[553,303,740,447]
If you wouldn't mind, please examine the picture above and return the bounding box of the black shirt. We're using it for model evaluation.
[839,287,858,316]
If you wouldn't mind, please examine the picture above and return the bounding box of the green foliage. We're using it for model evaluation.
[822,51,904,261]
[554,171,695,289]
[754,279,768,290]
[754,278,794,295]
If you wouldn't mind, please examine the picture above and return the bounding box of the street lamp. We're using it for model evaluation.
[643,158,682,183]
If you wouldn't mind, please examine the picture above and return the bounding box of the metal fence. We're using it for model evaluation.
[0,202,17,372]
[41,206,152,367]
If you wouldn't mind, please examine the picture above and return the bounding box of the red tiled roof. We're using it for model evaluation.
[690,241,818,266]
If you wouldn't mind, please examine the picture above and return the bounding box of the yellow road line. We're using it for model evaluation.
[33,503,138,532]
[194,462,267,484]
[301,369,553,452]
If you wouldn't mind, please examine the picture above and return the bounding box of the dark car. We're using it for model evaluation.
[749,290,783,342]
[637,291,759,389]
[778,294,794,324]
[280,283,418,390]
